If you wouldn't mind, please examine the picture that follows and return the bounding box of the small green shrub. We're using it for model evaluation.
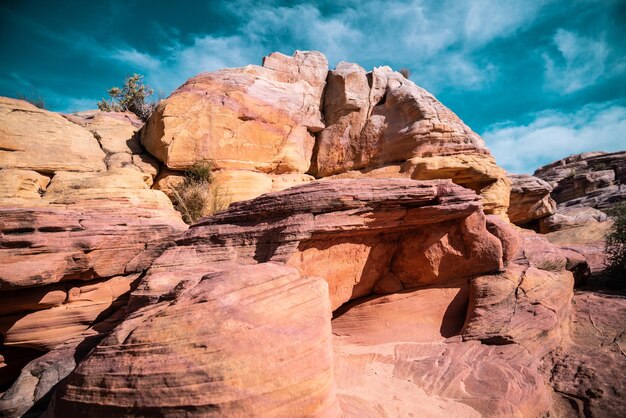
[605,202,626,278]
[97,74,156,121]
[171,161,230,224]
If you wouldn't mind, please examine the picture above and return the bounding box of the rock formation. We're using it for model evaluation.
[507,173,556,226]
[46,179,579,417]
[141,54,510,216]
[535,151,626,232]
[310,63,510,216]
[0,97,186,414]
[141,51,326,202]
[0,51,623,417]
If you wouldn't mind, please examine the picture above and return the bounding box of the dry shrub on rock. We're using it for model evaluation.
[171,161,231,224]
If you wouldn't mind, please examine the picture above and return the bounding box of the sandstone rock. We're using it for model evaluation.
[463,264,573,358]
[549,291,626,417]
[64,110,143,155]
[0,97,106,173]
[310,64,510,215]
[312,66,490,176]
[545,221,613,275]
[535,151,626,212]
[52,263,341,417]
[270,172,315,191]
[0,274,139,351]
[212,169,271,202]
[141,51,327,173]
[333,283,552,417]
[485,214,520,264]
[539,206,608,233]
[507,173,556,225]
[0,303,131,418]
[151,169,185,198]
[0,206,184,289]
[135,178,502,310]
[41,168,172,209]
[63,109,164,182]
[0,169,49,203]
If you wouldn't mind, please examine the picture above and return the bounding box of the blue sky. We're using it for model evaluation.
[1,0,625,173]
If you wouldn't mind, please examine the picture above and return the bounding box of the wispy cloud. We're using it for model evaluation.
[110,48,161,71]
[543,29,609,93]
[482,101,626,173]
[104,0,557,94]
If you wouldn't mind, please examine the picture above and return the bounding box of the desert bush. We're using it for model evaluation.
[398,68,412,79]
[605,202,626,278]
[171,161,230,224]
[537,257,567,272]
[16,92,45,109]
[97,74,156,121]
[183,160,214,183]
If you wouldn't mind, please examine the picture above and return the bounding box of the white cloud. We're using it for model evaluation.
[482,102,626,173]
[103,0,555,94]
[463,0,553,46]
[110,48,161,71]
[543,29,609,93]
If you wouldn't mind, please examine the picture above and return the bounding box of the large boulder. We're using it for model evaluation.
[310,64,510,215]
[141,51,328,198]
[52,263,341,417]
[0,98,105,174]
[535,151,626,212]
[507,173,556,226]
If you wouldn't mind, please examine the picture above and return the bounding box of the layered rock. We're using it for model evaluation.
[52,263,340,417]
[535,151,626,213]
[0,97,186,404]
[141,54,510,215]
[507,173,556,226]
[141,50,327,202]
[0,98,105,174]
[63,110,159,180]
[549,291,626,417]
[133,178,503,311]
[310,64,510,215]
[49,179,579,416]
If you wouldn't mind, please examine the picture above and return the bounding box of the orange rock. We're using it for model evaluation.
[507,173,556,225]
[0,97,106,174]
[0,274,139,351]
[310,64,510,215]
[138,178,502,310]
[52,263,341,417]
[141,51,327,173]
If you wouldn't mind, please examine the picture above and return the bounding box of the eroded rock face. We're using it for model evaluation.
[507,173,556,226]
[133,178,503,311]
[53,263,341,418]
[549,291,626,417]
[0,98,187,410]
[535,151,626,213]
[141,54,510,215]
[0,98,105,174]
[48,179,581,417]
[141,51,327,174]
[310,64,510,215]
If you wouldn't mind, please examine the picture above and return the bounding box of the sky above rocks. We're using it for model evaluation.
[1,0,625,173]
